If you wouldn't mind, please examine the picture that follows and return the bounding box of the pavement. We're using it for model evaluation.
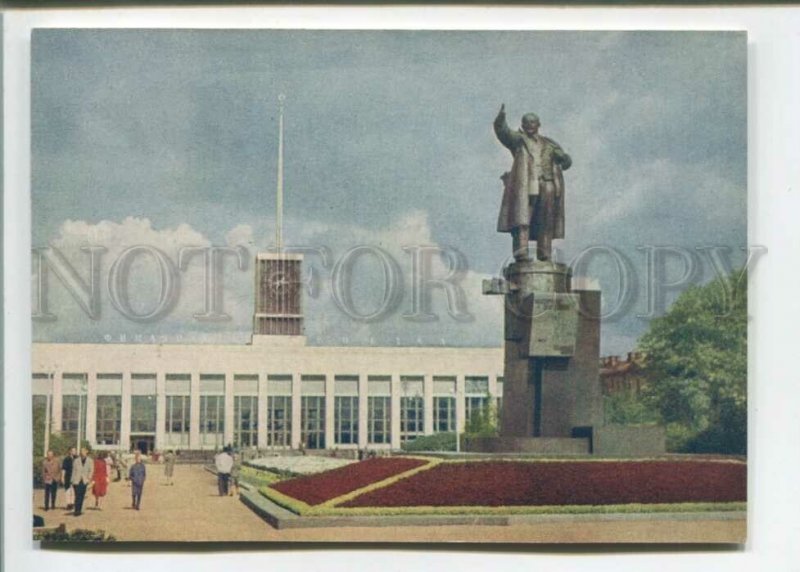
[32,464,746,543]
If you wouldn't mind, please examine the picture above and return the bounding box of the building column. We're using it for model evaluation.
[357,374,368,449]
[189,373,200,449]
[257,373,268,449]
[51,371,63,433]
[325,374,335,449]
[155,372,166,451]
[85,371,97,447]
[120,371,132,451]
[224,373,235,447]
[390,374,401,450]
[290,373,301,449]
[423,374,434,435]
[489,374,499,400]
[456,374,466,433]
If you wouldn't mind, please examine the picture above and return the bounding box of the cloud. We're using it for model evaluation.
[31,30,747,357]
[34,213,505,348]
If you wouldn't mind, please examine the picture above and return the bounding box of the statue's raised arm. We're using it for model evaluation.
[493,104,522,151]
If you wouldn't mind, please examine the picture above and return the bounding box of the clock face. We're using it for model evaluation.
[269,272,290,293]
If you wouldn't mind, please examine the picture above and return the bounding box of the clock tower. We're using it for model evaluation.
[251,94,305,344]
[253,252,304,337]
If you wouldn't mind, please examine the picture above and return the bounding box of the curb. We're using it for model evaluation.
[239,488,745,530]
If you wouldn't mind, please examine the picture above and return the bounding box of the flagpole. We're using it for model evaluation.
[276,94,285,253]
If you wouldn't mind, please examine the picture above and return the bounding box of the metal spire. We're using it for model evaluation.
[276,93,286,252]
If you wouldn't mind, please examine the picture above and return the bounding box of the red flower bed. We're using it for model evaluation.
[340,460,746,508]
[271,457,428,506]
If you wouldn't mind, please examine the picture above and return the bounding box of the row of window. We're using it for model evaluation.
[34,394,500,449]
[33,372,500,393]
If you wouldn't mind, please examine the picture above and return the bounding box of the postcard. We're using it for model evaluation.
[28,28,748,543]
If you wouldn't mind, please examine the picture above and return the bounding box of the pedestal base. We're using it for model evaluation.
[499,259,604,440]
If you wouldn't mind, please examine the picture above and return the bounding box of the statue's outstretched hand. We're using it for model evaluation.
[499,103,506,116]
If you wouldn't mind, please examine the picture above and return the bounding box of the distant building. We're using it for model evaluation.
[599,352,647,395]
[31,252,504,454]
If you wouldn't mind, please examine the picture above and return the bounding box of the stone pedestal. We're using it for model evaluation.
[500,260,603,441]
[479,258,664,456]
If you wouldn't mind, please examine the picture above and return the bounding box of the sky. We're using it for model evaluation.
[31,29,748,354]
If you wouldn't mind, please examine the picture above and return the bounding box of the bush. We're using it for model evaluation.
[34,527,117,542]
[401,432,457,452]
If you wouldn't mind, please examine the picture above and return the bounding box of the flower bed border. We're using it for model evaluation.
[260,456,746,517]
[258,488,745,518]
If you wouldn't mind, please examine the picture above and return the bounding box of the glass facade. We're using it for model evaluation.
[400,396,424,442]
[267,395,291,447]
[165,395,190,446]
[368,396,391,444]
[96,395,122,445]
[131,395,157,433]
[32,369,504,450]
[334,396,358,445]
[234,395,258,448]
[200,395,224,439]
[61,394,88,445]
[301,396,325,449]
[433,396,456,433]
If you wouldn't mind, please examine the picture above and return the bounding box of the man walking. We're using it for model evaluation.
[61,446,76,510]
[41,450,61,511]
[214,446,233,497]
[129,451,146,510]
[72,447,94,516]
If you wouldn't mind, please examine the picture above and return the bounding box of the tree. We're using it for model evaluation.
[465,394,499,437]
[638,270,747,453]
[604,389,660,426]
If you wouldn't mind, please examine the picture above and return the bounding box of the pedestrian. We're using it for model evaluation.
[61,446,77,510]
[229,450,241,497]
[214,446,233,497]
[129,450,146,510]
[163,450,176,486]
[92,452,109,510]
[72,447,94,516]
[41,450,61,511]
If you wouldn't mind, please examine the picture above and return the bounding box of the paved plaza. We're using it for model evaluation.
[33,464,745,543]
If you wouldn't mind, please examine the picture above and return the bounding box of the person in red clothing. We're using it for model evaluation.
[92,452,109,510]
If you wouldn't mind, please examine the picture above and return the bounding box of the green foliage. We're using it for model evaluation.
[464,395,499,437]
[34,527,116,542]
[638,270,747,454]
[604,390,660,425]
[401,432,457,452]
